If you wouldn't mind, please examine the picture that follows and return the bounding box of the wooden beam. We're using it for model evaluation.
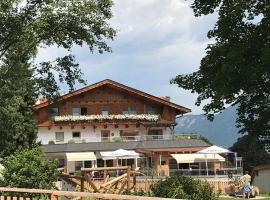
[127,166,131,193]
[81,166,128,172]
[84,175,100,193]
[117,180,127,194]
[100,173,127,188]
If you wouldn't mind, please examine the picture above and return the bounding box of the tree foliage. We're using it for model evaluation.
[0,0,116,157]
[0,147,59,189]
[171,1,270,141]
[230,135,270,172]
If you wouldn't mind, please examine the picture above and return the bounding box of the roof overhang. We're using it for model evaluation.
[33,79,191,114]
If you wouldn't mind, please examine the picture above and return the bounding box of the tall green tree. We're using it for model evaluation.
[230,135,270,171]
[172,1,270,145]
[0,0,116,158]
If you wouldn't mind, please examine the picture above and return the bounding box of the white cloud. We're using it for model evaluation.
[35,0,217,114]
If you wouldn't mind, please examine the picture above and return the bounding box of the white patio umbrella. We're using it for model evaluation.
[197,145,232,154]
[101,149,140,176]
[110,149,140,158]
[197,145,233,176]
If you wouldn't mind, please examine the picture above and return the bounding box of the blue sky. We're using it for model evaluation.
[37,0,217,114]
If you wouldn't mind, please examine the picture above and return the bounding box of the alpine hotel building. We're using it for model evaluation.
[33,79,210,176]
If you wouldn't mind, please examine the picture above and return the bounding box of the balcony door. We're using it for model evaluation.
[147,129,163,140]
[101,130,110,142]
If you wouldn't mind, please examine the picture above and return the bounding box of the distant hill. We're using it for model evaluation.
[176,106,241,147]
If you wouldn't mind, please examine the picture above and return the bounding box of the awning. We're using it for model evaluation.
[66,152,96,162]
[100,149,140,160]
[171,153,225,163]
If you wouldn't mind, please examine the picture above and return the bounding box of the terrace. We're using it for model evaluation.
[48,133,201,144]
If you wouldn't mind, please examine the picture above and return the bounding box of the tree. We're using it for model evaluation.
[230,135,270,172]
[0,0,116,157]
[171,1,270,144]
[0,147,59,189]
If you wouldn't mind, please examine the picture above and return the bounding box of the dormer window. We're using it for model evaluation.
[147,105,156,114]
[101,107,109,115]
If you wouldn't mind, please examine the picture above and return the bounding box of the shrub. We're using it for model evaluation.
[68,139,75,144]
[151,176,218,200]
[0,147,59,189]
[48,140,55,145]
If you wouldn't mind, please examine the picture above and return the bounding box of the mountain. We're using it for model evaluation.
[176,106,241,147]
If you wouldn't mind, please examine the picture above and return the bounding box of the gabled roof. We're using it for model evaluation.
[33,79,191,113]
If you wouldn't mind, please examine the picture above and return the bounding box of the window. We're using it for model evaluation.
[101,107,109,115]
[50,107,59,116]
[81,107,87,115]
[122,107,129,114]
[72,108,81,116]
[122,105,137,114]
[101,130,110,142]
[55,132,64,142]
[120,130,139,141]
[148,129,163,140]
[84,161,92,168]
[72,132,81,138]
[72,107,87,115]
[130,105,137,114]
[105,160,113,167]
[148,129,163,136]
[75,161,83,171]
[147,105,156,114]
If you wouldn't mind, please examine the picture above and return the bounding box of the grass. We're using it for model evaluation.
[219,194,270,200]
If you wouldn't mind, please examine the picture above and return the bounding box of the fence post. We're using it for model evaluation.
[80,176,84,192]
[127,166,131,193]
[51,192,58,200]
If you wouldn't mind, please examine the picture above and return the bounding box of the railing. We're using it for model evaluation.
[47,135,174,145]
[169,168,243,177]
[0,187,181,200]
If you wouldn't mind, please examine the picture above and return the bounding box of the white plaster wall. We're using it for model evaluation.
[253,169,270,193]
[38,125,173,145]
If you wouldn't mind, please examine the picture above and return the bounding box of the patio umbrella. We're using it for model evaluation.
[110,149,139,158]
[197,145,233,154]
[197,145,234,176]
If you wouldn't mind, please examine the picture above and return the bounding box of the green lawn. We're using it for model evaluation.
[219,194,270,200]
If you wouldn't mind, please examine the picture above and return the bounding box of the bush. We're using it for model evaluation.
[0,147,59,189]
[151,176,218,200]
[48,140,55,145]
[68,139,75,144]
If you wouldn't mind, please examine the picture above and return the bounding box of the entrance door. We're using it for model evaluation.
[101,130,110,142]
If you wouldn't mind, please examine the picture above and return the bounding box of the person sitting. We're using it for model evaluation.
[241,171,252,199]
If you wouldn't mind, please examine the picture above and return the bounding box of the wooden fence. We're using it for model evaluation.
[0,187,182,200]
[60,166,137,194]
